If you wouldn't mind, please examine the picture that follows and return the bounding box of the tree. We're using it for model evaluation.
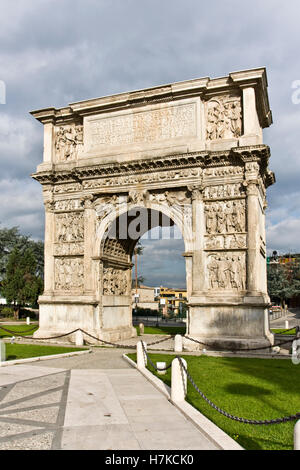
[134,240,144,255]
[1,248,43,319]
[131,275,145,288]
[0,226,44,280]
[267,260,300,307]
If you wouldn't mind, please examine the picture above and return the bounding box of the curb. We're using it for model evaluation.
[122,353,243,451]
[0,348,91,367]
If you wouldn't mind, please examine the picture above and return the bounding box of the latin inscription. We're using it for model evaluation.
[86,101,197,149]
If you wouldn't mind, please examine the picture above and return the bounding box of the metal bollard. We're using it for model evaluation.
[139,323,144,335]
[26,317,30,325]
[75,330,84,346]
[137,340,147,369]
[0,341,6,362]
[171,357,187,402]
[294,420,300,450]
[285,320,289,330]
[174,334,183,352]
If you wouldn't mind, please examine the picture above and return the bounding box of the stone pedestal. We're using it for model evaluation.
[185,300,274,351]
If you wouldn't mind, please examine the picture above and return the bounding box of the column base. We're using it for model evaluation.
[186,300,274,351]
[33,326,137,345]
[34,301,137,345]
[183,335,273,353]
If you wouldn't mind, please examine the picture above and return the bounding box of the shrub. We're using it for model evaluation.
[0,306,14,318]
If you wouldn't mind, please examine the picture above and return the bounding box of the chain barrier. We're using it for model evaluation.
[0,325,38,335]
[3,322,299,425]
[80,330,174,349]
[141,340,172,371]
[185,335,297,352]
[0,326,87,341]
[177,356,300,425]
[147,335,175,347]
[274,326,299,335]
[1,321,297,355]
[79,329,136,349]
[0,324,175,350]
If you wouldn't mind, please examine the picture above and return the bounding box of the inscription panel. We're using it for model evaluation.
[84,98,199,154]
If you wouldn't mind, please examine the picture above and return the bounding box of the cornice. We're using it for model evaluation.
[30,68,272,125]
[31,145,272,185]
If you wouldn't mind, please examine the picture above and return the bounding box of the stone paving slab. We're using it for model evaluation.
[0,353,218,450]
[63,370,128,427]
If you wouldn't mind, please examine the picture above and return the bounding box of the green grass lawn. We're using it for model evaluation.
[128,352,300,450]
[3,343,87,361]
[271,328,296,335]
[0,325,39,338]
[135,325,186,336]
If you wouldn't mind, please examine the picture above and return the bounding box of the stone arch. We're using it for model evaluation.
[31,68,275,350]
[94,199,193,260]
[93,203,191,342]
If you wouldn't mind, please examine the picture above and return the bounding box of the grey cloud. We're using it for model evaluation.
[0,0,300,285]
[138,238,186,288]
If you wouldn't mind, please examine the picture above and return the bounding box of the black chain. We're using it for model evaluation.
[147,335,174,347]
[0,324,174,350]
[177,356,300,425]
[79,330,137,349]
[19,328,83,340]
[0,325,38,335]
[141,340,172,371]
[81,331,174,350]
[274,326,299,335]
[185,335,297,352]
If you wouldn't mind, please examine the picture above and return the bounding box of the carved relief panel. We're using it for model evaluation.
[54,199,83,212]
[206,251,246,291]
[102,267,129,295]
[206,95,242,141]
[204,183,243,200]
[54,212,84,256]
[204,166,244,178]
[205,200,246,235]
[54,257,84,291]
[55,213,84,243]
[149,189,191,207]
[54,182,82,194]
[205,233,247,250]
[55,124,83,162]
[82,167,202,190]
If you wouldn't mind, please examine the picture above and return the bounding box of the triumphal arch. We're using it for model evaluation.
[31,67,275,350]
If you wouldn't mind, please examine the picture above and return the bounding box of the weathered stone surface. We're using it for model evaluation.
[31,68,275,348]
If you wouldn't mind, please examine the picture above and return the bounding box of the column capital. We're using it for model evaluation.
[44,200,55,212]
[244,180,259,196]
[81,194,94,209]
[188,184,204,201]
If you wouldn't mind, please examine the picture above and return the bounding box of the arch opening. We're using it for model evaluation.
[99,207,189,340]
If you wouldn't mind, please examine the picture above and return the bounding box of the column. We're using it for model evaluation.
[43,200,55,293]
[246,180,260,294]
[189,185,205,293]
[83,195,96,294]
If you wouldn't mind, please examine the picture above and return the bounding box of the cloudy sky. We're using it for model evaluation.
[1,0,300,287]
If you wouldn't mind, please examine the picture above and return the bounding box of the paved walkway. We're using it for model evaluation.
[270,308,300,330]
[0,350,217,450]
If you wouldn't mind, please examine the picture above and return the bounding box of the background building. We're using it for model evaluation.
[158,286,187,317]
[132,285,159,312]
